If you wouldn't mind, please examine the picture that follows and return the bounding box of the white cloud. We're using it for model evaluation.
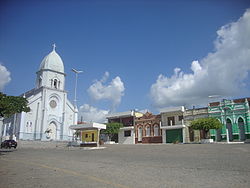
[87,72,125,110]
[79,72,124,123]
[150,9,250,108]
[0,64,11,91]
[138,109,150,114]
[78,104,109,123]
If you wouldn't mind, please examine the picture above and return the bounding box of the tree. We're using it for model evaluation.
[0,92,30,118]
[102,122,123,141]
[190,117,222,139]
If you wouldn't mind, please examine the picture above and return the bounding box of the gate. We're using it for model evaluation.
[166,129,183,143]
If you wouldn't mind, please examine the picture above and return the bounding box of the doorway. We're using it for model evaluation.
[238,118,245,141]
[226,119,233,141]
[216,128,222,141]
[47,122,56,140]
[166,129,183,143]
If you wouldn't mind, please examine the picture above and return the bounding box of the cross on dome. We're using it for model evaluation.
[39,43,64,73]
[52,43,56,51]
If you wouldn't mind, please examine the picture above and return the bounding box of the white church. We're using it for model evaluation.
[2,45,78,141]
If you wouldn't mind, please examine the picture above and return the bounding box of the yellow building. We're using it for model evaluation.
[69,122,106,147]
[81,130,98,143]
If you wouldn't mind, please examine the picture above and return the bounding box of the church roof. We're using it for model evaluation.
[39,45,64,73]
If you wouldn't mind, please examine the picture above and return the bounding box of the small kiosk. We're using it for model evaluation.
[69,122,106,147]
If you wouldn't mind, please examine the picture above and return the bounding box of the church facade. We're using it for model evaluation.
[2,46,78,141]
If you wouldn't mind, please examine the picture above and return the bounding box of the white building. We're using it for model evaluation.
[2,45,78,141]
[160,106,188,143]
[106,110,143,144]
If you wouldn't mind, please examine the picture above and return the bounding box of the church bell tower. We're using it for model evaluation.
[36,44,66,91]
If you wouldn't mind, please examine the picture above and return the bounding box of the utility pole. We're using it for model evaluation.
[71,68,83,141]
[71,68,83,108]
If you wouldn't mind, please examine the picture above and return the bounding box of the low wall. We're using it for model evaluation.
[135,136,162,144]
[17,140,69,149]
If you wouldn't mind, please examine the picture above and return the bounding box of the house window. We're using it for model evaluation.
[146,126,150,137]
[25,121,32,133]
[138,127,142,141]
[154,125,159,136]
[167,117,175,126]
[29,122,32,133]
[85,134,88,138]
[124,130,131,137]
[178,115,183,121]
[26,122,29,133]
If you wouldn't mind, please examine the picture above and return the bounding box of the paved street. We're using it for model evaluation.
[0,144,250,188]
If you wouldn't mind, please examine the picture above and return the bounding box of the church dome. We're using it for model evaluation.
[39,46,64,73]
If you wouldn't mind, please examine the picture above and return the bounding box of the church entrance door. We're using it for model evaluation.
[47,122,57,140]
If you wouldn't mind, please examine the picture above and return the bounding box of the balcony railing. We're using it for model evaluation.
[161,119,185,127]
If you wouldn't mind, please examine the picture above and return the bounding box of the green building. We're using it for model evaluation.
[209,98,250,141]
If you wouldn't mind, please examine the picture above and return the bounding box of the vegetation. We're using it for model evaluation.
[103,122,123,141]
[0,92,30,118]
[190,117,222,139]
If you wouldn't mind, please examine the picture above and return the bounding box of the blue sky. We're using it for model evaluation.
[0,0,250,122]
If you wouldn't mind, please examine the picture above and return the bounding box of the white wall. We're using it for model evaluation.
[162,129,166,143]
[118,129,135,144]
[161,114,184,126]
[0,117,3,142]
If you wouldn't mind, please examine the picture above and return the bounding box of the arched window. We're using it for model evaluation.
[226,118,231,124]
[146,126,150,137]
[26,122,32,133]
[38,78,42,87]
[154,125,159,136]
[26,122,29,133]
[238,117,245,141]
[226,118,233,141]
[7,123,11,136]
[29,122,32,133]
[138,127,142,142]
[53,79,57,89]
[238,117,244,123]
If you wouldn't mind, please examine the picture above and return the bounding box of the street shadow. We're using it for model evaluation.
[0,149,14,155]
